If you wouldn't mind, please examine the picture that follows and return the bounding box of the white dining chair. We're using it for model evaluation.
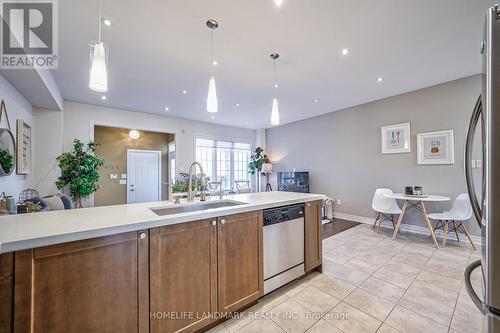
[372,188,402,232]
[427,193,476,249]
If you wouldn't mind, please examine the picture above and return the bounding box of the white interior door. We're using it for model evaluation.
[127,149,161,203]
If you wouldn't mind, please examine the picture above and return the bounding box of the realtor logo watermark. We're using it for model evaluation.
[1,0,58,69]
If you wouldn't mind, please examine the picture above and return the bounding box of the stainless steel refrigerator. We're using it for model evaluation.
[464,4,500,332]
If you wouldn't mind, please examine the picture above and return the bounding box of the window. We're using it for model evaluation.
[195,136,251,190]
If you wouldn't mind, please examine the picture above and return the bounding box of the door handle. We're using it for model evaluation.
[464,95,483,227]
[464,259,486,315]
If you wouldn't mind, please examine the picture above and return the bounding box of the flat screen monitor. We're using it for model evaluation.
[277,172,310,193]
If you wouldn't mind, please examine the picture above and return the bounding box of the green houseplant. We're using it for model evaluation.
[171,172,209,193]
[248,147,270,175]
[56,139,104,208]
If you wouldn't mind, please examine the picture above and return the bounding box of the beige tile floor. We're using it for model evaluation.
[208,224,485,333]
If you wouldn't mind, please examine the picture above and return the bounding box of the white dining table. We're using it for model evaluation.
[390,193,451,248]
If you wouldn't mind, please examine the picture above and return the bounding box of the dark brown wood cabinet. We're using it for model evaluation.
[217,211,263,313]
[305,201,322,272]
[3,208,267,333]
[12,231,149,333]
[0,253,14,333]
[149,219,218,333]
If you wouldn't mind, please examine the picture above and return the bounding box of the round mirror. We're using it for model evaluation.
[0,128,15,176]
[0,100,15,176]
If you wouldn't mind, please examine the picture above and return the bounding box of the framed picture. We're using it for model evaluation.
[417,130,455,165]
[381,122,411,154]
[16,119,31,174]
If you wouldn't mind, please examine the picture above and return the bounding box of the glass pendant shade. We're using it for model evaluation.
[207,76,218,113]
[271,97,280,125]
[89,42,108,92]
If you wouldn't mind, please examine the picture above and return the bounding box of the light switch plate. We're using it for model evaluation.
[110,174,118,179]
[472,160,476,168]
[119,180,127,185]
[121,174,127,179]
[477,160,482,168]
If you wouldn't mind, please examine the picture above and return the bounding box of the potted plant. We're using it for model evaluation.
[171,172,209,193]
[248,147,270,191]
[56,139,104,208]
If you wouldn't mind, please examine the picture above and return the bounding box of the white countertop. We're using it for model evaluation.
[0,191,325,254]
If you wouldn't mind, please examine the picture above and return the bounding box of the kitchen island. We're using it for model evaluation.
[0,191,325,333]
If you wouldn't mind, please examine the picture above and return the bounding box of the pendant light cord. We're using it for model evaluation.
[98,0,102,43]
[273,59,277,98]
[210,28,214,76]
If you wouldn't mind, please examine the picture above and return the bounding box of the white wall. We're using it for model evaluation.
[0,75,34,199]
[32,108,63,196]
[35,101,255,203]
[266,75,482,235]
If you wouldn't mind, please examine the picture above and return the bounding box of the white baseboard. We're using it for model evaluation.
[333,212,483,246]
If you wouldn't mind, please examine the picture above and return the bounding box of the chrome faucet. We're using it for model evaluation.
[187,162,207,202]
[219,176,224,200]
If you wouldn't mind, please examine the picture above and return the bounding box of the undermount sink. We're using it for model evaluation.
[151,200,246,216]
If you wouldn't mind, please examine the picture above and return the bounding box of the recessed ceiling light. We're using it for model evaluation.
[128,129,140,140]
[377,77,384,83]
[101,95,107,100]
[341,48,349,56]
[235,103,240,107]
[102,18,112,27]
[165,106,169,111]
[313,99,319,103]
[274,84,279,88]
[212,60,218,66]
[211,115,215,119]
[182,90,188,95]
[274,0,284,7]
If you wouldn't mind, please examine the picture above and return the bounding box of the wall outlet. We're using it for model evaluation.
[336,199,342,205]
[110,174,118,179]
[477,159,483,168]
[472,160,476,168]
[121,174,127,179]
[119,180,127,185]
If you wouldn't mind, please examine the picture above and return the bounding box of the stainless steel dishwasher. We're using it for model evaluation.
[263,204,305,295]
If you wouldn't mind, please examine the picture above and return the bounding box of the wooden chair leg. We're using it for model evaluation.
[459,222,477,250]
[373,212,381,229]
[452,221,460,242]
[442,221,448,247]
[429,220,442,239]
[376,214,385,233]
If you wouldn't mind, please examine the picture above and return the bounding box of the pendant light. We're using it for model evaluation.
[89,0,108,92]
[206,19,219,113]
[270,53,280,126]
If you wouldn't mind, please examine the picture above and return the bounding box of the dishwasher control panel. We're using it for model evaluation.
[263,204,304,226]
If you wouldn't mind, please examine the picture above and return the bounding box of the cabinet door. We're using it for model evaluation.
[13,231,149,333]
[0,253,14,333]
[305,201,322,272]
[217,211,263,313]
[150,219,217,333]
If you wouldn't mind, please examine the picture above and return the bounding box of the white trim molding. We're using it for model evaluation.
[333,212,483,246]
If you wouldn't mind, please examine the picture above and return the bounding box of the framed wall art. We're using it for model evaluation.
[417,130,455,165]
[381,122,411,154]
[16,119,31,174]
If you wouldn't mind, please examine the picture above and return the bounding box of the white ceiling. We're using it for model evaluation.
[52,0,495,129]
